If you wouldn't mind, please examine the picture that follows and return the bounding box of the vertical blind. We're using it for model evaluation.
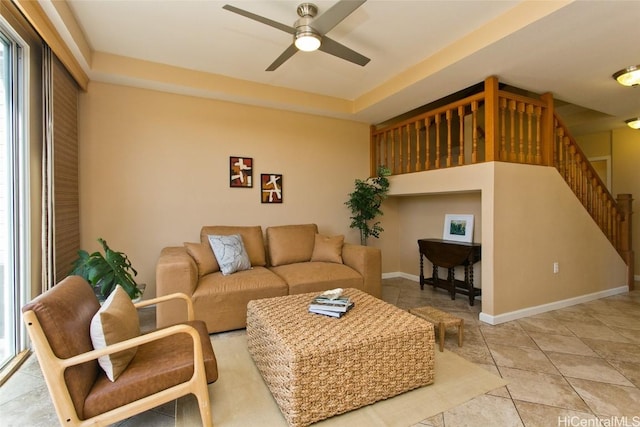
[42,46,79,290]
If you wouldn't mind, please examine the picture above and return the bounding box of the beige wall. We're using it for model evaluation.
[492,162,626,315]
[384,162,627,321]
[78,82,370,297]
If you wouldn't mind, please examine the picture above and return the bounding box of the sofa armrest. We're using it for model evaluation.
[155,247,198,328]
[134,292,195,321]
[342,243,382,298]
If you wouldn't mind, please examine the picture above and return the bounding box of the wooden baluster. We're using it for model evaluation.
[575,156,583,198]
[606,199,613,239]
[563,136,571,183]
[471,101,478,163]
[406,123,412,173]
[458,105,465,165]
[518,102,525,163]
[568,145,576,193]
[535,106,542,165]
[499,98,507,160]
[384,130,389,174]
[374,133,380,171]
[586,171,595,216]
[415,120,422,172]
[446,109,453,167]
[435,113,441,169]
[526,104,534,163]
[425,117,431,170]
[509,100,517,162]
[581,161,588,206]
[390,128,396,175]
[398,127,404,173]
[596,185,603,231]
[612,209,619,250]
[555,125,564,175]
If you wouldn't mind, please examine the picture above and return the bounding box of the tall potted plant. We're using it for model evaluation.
[345,166,390,245]
[70,238,142,300]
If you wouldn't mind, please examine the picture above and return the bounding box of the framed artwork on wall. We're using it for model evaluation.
[261,173,282,204]
[230,156,253,188]
[443,214,474,243]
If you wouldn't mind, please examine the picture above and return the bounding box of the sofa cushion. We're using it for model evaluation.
[90,286,140,382]
[310,234,344,264]
[193,266,288,333]
[185,242,219,277]
[269,262,362,295]
[201,225,266,266]
[207,234,252,275]
[266,224,318,267]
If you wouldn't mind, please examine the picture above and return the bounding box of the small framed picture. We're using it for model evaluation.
[261,173,283,204]
[443,214,474,243]
[230,156,253,188]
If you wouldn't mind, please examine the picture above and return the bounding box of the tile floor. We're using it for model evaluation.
[1,277,639,427]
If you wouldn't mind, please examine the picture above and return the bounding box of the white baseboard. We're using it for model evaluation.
[383,272,630,325]
[478,285,630,325]
[382,271,419,281]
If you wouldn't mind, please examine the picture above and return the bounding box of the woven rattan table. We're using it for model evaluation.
[247,288,435,427]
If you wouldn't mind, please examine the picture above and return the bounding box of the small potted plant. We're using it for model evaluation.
[70,238,143,301]
[345,166,391,245]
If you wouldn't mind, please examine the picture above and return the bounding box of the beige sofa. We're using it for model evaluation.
[156,224,382,333]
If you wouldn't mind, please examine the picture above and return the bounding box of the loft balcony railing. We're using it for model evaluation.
[370,76,633,284]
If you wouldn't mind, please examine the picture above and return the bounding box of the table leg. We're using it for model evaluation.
[431,265,438,290]
[467,263,475,306]
[458,319,464,347]
[419,254,424,290]
[447,268,455,300]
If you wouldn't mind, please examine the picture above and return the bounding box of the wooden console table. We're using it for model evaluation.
[418,238,482,306]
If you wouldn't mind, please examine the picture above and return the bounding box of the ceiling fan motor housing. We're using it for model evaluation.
[294,3,321,51]
[296,3,318,18]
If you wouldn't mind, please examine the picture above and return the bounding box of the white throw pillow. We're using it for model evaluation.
[90,285,140,382]
[207,234,252,275]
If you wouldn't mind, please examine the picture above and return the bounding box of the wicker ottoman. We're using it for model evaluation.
[247,288,435,427]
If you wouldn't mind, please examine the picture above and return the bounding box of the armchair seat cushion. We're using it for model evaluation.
[83,320,217,419]
[270,262,362,295]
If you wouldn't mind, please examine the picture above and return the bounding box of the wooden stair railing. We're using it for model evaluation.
[371,76,633,287]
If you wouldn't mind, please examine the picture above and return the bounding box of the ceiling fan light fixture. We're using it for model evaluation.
[612,65,640,87]
[625,117,640,130]
[294,30,321,52]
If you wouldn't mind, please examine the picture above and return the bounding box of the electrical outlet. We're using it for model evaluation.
[553,262,559,274]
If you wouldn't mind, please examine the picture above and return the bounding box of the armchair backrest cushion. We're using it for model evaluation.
[200,225,266,267]
[22,275,101,418]
[266,224,318,267]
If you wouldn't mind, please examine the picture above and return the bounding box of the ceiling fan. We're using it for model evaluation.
[222,0,370,71]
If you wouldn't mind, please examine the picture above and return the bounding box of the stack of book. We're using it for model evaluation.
[308,295,354,318]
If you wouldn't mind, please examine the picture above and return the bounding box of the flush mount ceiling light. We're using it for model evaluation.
[625,117,640,130]
[612,65,640,87]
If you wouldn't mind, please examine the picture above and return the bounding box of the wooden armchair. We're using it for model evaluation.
[22,275,217,426]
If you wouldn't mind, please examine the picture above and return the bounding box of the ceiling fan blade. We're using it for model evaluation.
[318,36,370,67]
[222,4,296,35]
[312,0,366,34]
[266,44,299,71]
